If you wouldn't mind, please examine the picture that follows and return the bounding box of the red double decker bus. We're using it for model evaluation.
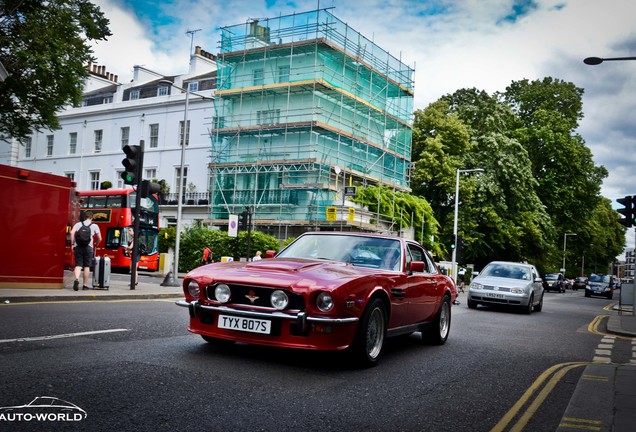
[76,188,160,272]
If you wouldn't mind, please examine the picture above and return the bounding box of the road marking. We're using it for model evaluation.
[559,417,602,431]
[582,374,609,382]
[491,362,587,432]
[0,328,130,344]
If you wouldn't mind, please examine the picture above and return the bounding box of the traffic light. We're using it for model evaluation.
[238,211,248,231]
[616,195,634,228]
[140,180,161,198]
[449,234,456,250]
[121,144,141,185]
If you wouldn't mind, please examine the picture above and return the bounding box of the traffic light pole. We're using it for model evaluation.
[130,140,144,290]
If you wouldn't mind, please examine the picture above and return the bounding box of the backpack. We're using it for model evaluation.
[76,223,92,247]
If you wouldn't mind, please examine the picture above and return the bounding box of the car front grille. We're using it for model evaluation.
[482,285,512,292]
[205,283,306,311]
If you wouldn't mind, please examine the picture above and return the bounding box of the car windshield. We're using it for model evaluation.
[588,274,611,283]
[277,234,402,271]
[575,277,587,282]
[545,273,560,280]
[480,263,530,280]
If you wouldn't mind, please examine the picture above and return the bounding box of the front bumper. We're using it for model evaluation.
[176,299,358,331]
[468,290,530,306]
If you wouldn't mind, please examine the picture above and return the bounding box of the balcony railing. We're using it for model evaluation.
[160,192,210,206]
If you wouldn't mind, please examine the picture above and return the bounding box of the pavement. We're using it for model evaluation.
[2,280,636,431]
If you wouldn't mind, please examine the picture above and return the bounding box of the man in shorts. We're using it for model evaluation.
[70,210,102,291]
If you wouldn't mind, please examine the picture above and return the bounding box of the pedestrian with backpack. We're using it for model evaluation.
[70,210,102,291]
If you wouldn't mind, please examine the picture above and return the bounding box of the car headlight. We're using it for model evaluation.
[469,282,484,290]
[271,290,289,310]
[214,284,231,303]
[510,287,525,294]
[316,292,334,312]
[187,280,200,297]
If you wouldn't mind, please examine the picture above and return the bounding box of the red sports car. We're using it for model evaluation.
[176,232,457,366]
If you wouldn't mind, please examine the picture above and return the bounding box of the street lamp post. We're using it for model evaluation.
[158,80,211,286]
[583,56,636,65]
[562,233,577,276]
[452,168,484,280]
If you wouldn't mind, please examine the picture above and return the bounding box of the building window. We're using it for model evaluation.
[253,68,264,86]
[175,166,188,196]
[94,129,103,153]
[157,86,169,96]
[149,123,159,148]
[145,168,157,180]
[65,172,75,182]
[25,136,32,158]
[278,65,290,83]
[188,82,199,92]
[179,120,190,146]
[116,170,125,189]
[46,135,54,156]
[90,171,100,190]
[104,96,113,104]
[257,109,280,125]
[130,89,140,100]
[69,132,77,154]
[120,127,130,148]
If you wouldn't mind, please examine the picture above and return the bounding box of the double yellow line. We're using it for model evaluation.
[491,362,588,432]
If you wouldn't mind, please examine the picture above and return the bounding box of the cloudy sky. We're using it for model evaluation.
[91,0,636,250]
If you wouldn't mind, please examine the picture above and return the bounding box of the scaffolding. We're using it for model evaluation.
[209,8,415,236]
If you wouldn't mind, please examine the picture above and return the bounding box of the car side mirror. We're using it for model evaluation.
[265,250,276,258]
[409,261,425,273]
[534,277,543,283]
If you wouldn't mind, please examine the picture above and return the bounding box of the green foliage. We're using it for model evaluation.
[411,78,618,272]
[0,0,111,141]
[169,226,281,273]
[352,185,441,256]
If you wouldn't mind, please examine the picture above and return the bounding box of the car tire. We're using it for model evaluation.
[201,335,236,346]
[585,291,591,298]
[352,298,386,367]
[467,298,478,309]
[423,294,451,345]
[523,294,534,314]
[533,294,543,312]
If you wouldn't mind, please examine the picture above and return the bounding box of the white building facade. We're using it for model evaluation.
[2,47,217,229]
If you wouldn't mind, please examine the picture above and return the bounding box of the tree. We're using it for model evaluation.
[0,0,111,141]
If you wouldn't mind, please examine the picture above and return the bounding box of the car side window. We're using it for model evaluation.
[407,244,434,273]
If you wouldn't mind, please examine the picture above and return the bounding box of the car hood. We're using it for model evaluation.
[185,258,394,292]
[472,275,532,288]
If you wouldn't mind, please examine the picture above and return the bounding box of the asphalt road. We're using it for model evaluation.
[0,290,619,432]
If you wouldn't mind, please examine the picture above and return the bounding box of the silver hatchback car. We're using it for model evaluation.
[467,261,544,314]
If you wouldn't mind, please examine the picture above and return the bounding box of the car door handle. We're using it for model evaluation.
[391,289,405,298]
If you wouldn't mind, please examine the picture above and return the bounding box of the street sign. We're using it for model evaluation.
[228,214,238,237]
[344,186,357,197]
[326,206,337,221]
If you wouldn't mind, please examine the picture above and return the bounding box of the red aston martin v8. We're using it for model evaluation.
[176,232,457,366]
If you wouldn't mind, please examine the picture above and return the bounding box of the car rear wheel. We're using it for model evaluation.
[423,294,451,345]
[352,298,386,367]
[523,294,534,314]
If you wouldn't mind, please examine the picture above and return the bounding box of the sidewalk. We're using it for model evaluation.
[557,304,636,432]
[0,271,183,304]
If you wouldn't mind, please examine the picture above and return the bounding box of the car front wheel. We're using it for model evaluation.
[352,298,386,367]
[523,294,534,314]
[533,294,543,312]
[423,294,451,345]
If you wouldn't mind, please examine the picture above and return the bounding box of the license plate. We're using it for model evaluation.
[218,315,271,334]
[486,293,505,298]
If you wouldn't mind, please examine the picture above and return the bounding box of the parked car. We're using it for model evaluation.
[467,261,544,314]
[176,232,457,367]
[572,276,588,291]
[543,272,565,293]
[585,274,617,299]
[563,278,573,290]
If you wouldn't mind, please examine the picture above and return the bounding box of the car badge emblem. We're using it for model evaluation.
[494,286,499,291]
[246,290,259,303]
